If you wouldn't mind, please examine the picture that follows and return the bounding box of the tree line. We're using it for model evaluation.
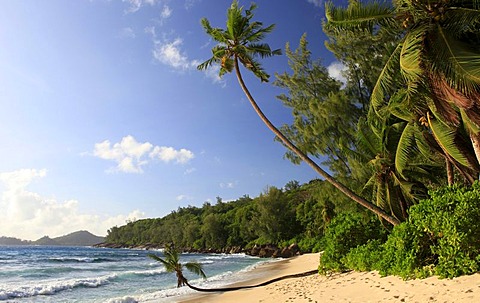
[106,180,357,252]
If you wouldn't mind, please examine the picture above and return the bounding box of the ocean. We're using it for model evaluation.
[0,246,272,303]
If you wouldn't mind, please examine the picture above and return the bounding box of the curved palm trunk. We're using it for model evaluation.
[182,269,318,292]
[446,157,454,185]
[233,59,400,226]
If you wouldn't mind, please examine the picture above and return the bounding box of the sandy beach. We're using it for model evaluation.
[178,253,480,303]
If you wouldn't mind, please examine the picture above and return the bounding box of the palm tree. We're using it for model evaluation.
[355,114,438,222]
[324,0,480,178]
[148,244,206,289]
[197,0,400,226]
[149,244,318,293]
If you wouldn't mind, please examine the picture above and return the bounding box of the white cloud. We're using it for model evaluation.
[184,0,200,10]
[123,0,158,13]
[220,181,236,189]
[147,29,225,85]
[160,5,172,19]
[176,194,193,201]
[0,169,145,240]
[149,146,194,164]
[204,64,226,86]
[93,135,194,173]
[307,0,323,7]
[327,61,348,85]
[152,38,199,71]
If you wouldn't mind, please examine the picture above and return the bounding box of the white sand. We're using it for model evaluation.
[178,253,480,303]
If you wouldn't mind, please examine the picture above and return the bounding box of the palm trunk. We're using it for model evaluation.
[446,157,454,185]
[233,59,401,226]
[183,269,318,292]
[470,132,480,172]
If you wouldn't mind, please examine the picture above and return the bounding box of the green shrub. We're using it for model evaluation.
[344,182,480,279]
[343,239,384,271]
[319,213,387,273]
[407,182,480,278]
[376,222,432,279]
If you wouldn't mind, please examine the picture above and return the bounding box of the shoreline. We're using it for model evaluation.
[177,253,320,303]
[174,252,480,303]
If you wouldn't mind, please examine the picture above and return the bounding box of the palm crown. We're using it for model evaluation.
[148,245,206,288]
[197,0,281,82]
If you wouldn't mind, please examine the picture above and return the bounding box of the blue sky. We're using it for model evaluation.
[0,0,346,240]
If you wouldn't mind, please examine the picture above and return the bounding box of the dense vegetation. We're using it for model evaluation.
[106,180,359,252]
[107,0,480,279]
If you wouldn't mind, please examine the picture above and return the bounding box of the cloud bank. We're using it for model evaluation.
[93,135,194,173]
[0,169,144,240]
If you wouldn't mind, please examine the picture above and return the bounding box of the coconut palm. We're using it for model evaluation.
[148,244,206,289]
[324,0,480,176]
[197,0,400,225]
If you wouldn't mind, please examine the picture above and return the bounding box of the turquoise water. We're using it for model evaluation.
[0,246,269,302]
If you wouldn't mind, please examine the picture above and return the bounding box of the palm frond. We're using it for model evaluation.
[243,23,275,43]
[443,8,480,35]
[184,262,207,279]
[325,1,396,32]
[391,174,416,205]
[461,107,480,134]
[197,57,217,71]
[371,43,403,114]
[226,0,243,39]
[395,122,416,179]
[246,43,282,58]
[413,123,435,160]
[385,180,405,220]
[387,89,415,121]
[429,25,480,94]
[148,254,175,273]
[200,18,227,43]
[427,112,471,167]
[400,29,424,85]
[375,180,389,213]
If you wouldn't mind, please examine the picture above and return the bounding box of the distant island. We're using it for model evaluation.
[0,230,105,246]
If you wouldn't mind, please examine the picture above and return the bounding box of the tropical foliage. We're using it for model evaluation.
[105,180,354,252]
[198,0,400,225]
[338,182,480,279]
[324,0,480,181]
[148,244,206,288]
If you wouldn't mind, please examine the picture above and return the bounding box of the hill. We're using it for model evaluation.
[0,236,31,245]
[0,231,105,246]
[52,230,105,246]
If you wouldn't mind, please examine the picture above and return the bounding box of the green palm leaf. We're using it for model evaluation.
[427,112,471,167]
[443,8,480,34]
[324,1,396,32]
[148,254,175,272]
[429,25,480,94]
[184,262,207,279]
[395,122,416,179]
[371,43,403,113]
[400,29,424,85]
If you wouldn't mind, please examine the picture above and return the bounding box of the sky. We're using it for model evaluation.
[0,0,347,240]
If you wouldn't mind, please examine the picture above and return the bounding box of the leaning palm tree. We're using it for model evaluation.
[149,244,318,293]
[197,0,400,225]
[148,244,206,289]
[324,0,480,176]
